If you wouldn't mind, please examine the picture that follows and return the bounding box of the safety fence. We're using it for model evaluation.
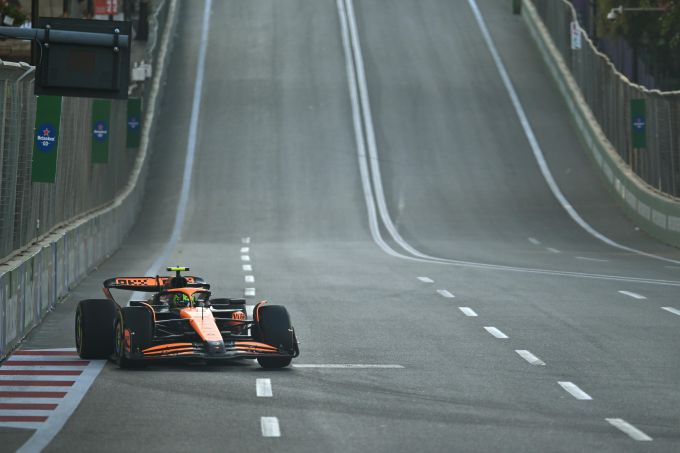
[528,0,680,197]
[0,0,178,358]
[522,0,680,248]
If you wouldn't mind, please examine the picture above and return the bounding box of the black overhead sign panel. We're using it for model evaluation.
[33,18,131,99]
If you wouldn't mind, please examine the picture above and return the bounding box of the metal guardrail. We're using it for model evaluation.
[0,0,178,358]
[530,0,680,198]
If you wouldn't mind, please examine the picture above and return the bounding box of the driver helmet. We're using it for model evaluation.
[171,292,191,309]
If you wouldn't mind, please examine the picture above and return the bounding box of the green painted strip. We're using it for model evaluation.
[31,96,62,183]
[91,99,111,164]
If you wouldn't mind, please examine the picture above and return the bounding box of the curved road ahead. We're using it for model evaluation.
[3,1,680,451]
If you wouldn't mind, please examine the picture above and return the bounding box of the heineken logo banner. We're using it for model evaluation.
[630,99,647,149]
[126,98,142,148]
[31,96,62,183]
[91,100,111,163]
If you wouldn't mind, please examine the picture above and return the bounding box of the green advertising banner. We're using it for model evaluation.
[31,96,62,183]
[91,99,111,163]
[126,98,142,148]
[631,99,647,149]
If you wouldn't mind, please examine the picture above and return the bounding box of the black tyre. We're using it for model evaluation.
[255,305,294,369]
[75,299,117,359]
[114,307,153,369]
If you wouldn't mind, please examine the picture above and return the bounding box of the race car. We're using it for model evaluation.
[74,267,299,368]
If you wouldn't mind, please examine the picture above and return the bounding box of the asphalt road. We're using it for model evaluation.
[2,0,680,451]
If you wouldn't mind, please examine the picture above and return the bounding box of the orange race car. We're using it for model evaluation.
[74,267,299,368]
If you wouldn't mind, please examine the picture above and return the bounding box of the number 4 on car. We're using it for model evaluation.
[74,266,300,368]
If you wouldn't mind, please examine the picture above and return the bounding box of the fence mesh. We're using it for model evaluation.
[530,0,680,198]
[0,0,167,261]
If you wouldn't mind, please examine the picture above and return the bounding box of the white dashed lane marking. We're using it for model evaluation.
[546,247,561,254]
[241,255,250,262]
[417,277,433,283]
[484,327,508,339]
[605,418,652,441]
[515,350,546,366]
[241,237,250,244]
[558,381,592,400]
[661,307,680,316]
[575,256,609,262]
[458,307,478,317]
[436,290,455,298]
[256,379,272,397]
[244,288,256,297]
[528,237,541,245]
[242,264,252,272]
[240,247,250,253]
[261,417,280,437]
[245,275,255,283]
[618,291,646,300]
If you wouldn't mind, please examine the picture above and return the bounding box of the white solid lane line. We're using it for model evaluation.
[241,255,250,262]
[245,275,255,283]
[417,277,433,283]
[515,350,546,366]
[484,327,508,339]
[241,237,250,244]
[661,307,680,316]
[575,256,609,262]
[292,364,404,369]
[437,290,455,298]
[528,237,541,245]
[261,417,280,437]
[242,264,252,272]
[244,288,256,297]
[618,290,646,300]
[256,379,272,397]
[546,248,561,254]
[458,307,478,317]
[605,418,652,441]
[558,381,592,400]
[240,247,250,253]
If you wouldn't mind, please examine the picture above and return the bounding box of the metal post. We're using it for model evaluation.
[513,0,521,15]
[31,0,39,65]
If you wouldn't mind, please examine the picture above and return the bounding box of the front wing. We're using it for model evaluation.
[126,340,297,361]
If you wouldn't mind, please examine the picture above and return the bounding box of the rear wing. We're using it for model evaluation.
[103,276,210,292]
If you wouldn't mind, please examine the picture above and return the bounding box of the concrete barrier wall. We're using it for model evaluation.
[0,0,179,359]
[522,0,680,248]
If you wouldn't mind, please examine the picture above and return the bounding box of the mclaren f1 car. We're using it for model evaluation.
[74,267,299,368]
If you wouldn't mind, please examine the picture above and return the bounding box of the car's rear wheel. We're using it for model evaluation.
[75,299,117,359]
[114,307,153,369]
[254,305,294,369]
